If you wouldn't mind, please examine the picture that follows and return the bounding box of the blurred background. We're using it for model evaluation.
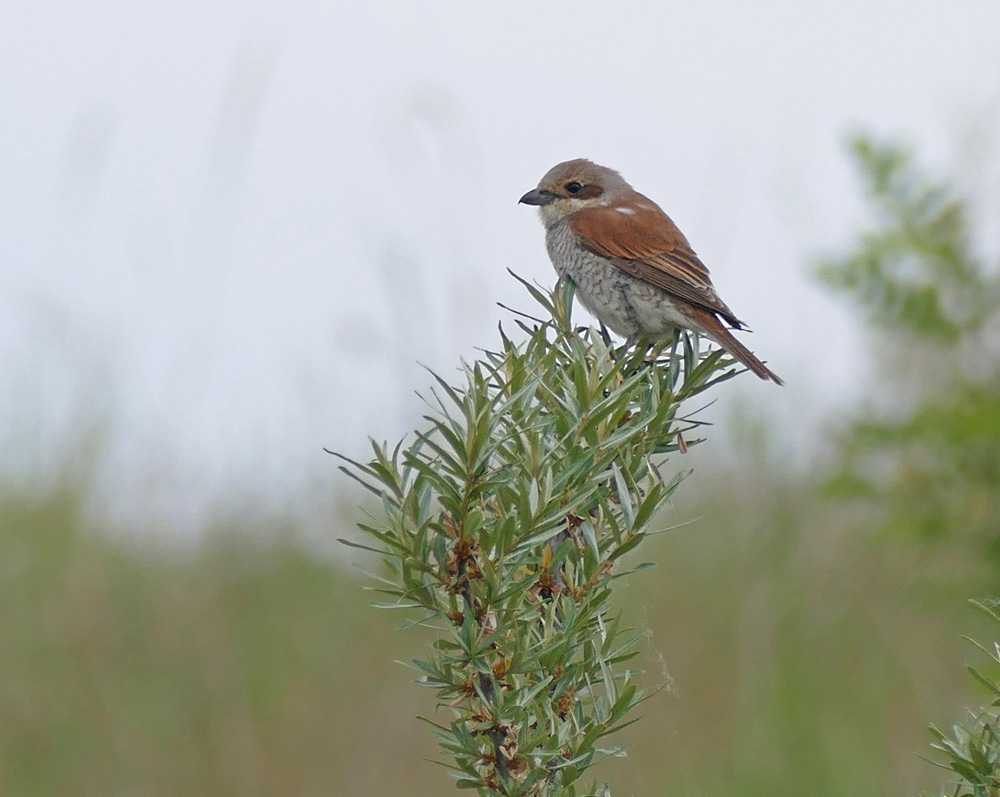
[3,1,1000,794]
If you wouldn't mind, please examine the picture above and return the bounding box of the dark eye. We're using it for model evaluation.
[565,181,583,195]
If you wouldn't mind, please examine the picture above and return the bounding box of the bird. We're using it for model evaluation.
[519,159,782,385]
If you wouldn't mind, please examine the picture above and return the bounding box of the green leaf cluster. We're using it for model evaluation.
[925,602,1000,797]
[335,275,737,796]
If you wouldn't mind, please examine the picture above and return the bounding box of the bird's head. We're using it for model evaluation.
[519,159,629,228]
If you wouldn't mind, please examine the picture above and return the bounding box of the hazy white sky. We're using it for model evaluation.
[2,0,999,527]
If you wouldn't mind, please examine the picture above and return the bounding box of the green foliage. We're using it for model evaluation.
[818,135,1000,563]
[817,134,1000,796]
[925,602,1000,797]
[825,385,1000,553]
[335,275,738,796]
[817,136,1000,341]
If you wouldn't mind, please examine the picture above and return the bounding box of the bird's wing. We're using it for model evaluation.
[568,202,744,328]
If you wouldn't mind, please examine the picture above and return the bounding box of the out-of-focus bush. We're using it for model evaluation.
[819,134,1000,796]
[820,135,1000,577]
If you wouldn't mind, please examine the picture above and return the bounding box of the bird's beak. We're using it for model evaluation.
[519,188,557,206]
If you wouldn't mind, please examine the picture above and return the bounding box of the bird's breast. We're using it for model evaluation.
[543,223,694,339]
[543,225,634,336]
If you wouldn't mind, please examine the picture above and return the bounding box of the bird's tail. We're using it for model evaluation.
[687,306,783,385]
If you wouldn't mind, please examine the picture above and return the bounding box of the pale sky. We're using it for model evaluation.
[2,0,999,529]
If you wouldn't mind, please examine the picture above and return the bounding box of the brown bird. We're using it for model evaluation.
[519,159,782,384]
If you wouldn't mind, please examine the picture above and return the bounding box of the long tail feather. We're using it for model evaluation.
[688,307,783,385]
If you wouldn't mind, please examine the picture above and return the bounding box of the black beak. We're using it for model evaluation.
[519,188,557,206]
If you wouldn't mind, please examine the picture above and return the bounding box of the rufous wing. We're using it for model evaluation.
[568,199,745,329]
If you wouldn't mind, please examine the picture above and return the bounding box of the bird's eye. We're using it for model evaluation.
[565,181,583,195]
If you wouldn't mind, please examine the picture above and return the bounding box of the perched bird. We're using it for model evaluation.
[519,159,782,384]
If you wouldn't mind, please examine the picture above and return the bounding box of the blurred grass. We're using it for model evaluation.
[607,459,993,797]
[0,457,991,796]
[0,478,437,795]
